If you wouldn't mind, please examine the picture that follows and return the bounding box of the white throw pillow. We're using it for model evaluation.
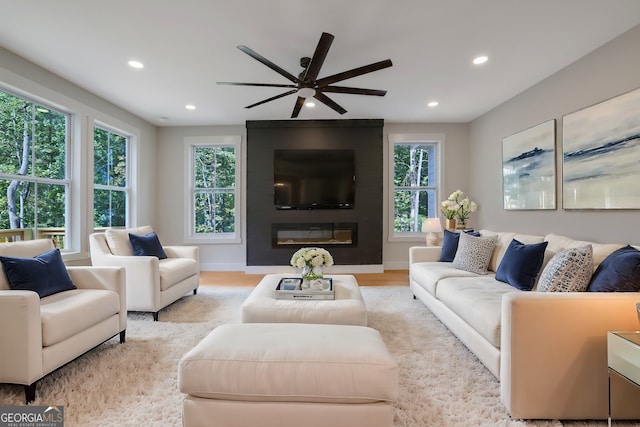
[451,232,498,275]
[105,225,154,256]
[537,244,594,292]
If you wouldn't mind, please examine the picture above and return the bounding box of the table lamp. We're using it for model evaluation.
[422,218,443,246]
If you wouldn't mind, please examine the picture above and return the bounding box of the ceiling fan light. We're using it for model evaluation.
[297,87,316,98]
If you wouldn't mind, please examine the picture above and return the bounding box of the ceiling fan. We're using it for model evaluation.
[217,32,393,118]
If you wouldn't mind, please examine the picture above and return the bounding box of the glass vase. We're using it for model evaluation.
[301,265,323,289]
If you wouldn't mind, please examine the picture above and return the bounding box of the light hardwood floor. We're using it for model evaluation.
[199,270,409,287]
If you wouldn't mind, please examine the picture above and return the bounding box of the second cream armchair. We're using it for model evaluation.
[89,226,199,321]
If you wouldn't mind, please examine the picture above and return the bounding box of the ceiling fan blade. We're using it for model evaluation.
[245,89,298,109]
[217,82,298,88]
[314,92,347,115]
[304,32,334,82]
[291,97,305,118]
[321,86,387,96]
[316,59,393,87]
[237,45,300,84]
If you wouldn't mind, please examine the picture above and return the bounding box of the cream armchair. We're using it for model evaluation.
[89,226,199,321]
[0,238,126,403]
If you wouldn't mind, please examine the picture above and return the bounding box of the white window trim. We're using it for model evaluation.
[92,121,132,228]
[387,133,444,242]
[184,135,242,244]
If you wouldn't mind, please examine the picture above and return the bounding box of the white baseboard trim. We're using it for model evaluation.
[200,262,246,271]
[243,264,385,274]
[384,260,410,270]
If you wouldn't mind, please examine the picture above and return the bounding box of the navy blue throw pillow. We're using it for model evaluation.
[587,245,640,292]
[129,232,167,259]
[495,239,548,291]
[0,248,76,298]
[438,229,480,262]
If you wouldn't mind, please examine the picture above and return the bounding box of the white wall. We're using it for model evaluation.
[469,24,640,244]
[382,122,470,269]
[156,126,247,270]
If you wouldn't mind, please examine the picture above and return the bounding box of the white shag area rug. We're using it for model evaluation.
[1,286,638,427]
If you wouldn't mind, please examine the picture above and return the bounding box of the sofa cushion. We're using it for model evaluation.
[544,234,622,269]
[587,245,640,292]
[480,230,545,273]
[435,276,516,348]
[452,233,498,275]
[410,261,483,296]
[105,225,154,256]
[439,230,480,262]
[538,245,594,292]
[496,239,548,291]
[129,231,167,259]
[159,258,199,291]
[0,248,77,298]
[40,288,120,347]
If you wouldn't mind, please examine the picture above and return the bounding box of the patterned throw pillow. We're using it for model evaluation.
[451,232,498,275]
[438,229,481,262]
[537,245,594,292]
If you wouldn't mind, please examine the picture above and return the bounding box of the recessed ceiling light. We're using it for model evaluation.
[473,56,488,65]
[128,60,144,69]
[305,101,316,108]
[427,101,439,108]
[185,104,196,110]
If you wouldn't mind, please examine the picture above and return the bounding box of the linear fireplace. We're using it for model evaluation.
[272,223,357,248]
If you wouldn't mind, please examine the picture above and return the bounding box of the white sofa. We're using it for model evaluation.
[409,230,640,420]
[90,226,200,321]
[0,239,126,403]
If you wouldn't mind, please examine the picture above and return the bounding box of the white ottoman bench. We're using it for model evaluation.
[178,323,398,427]
[241,274,367,326]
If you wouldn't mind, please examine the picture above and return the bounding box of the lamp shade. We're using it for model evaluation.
[421,218,443,233]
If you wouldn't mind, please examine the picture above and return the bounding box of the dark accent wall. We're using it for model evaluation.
[246,119,383,266]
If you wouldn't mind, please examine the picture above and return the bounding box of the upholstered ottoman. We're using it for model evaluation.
[178,323,398,427]
[241,273,368,326]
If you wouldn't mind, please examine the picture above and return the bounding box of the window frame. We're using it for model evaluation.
[0,86,72,249]
[184,135,242,244]
[387,133,444,242]
[92,122,131,229]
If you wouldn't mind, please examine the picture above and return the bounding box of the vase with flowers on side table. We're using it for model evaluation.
[441,189,477,232]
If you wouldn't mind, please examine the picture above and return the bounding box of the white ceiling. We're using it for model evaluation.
[2,0,640,127]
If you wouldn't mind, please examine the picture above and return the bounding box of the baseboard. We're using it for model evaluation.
[244,264,385,274]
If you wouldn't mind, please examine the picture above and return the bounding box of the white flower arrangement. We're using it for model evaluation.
[440,189,477,222]
[290,247,334,269]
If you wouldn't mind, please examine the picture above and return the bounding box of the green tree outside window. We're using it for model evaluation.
[393,143,437,233]
[0,90,68,246]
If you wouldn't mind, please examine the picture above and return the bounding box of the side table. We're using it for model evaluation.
[607,331,640,426]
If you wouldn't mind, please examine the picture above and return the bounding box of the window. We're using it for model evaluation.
[389,133,442,240]
[186,136,241,242]
[93,125,128,228]
[0,89,70,248]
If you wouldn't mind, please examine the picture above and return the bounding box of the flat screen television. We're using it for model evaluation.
[274,149,355,209]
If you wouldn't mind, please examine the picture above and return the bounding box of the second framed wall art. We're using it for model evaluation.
[562,87,640,209]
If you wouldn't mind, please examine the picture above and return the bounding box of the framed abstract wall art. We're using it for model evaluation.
[502,119,556,210]
[562,87,640,209]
